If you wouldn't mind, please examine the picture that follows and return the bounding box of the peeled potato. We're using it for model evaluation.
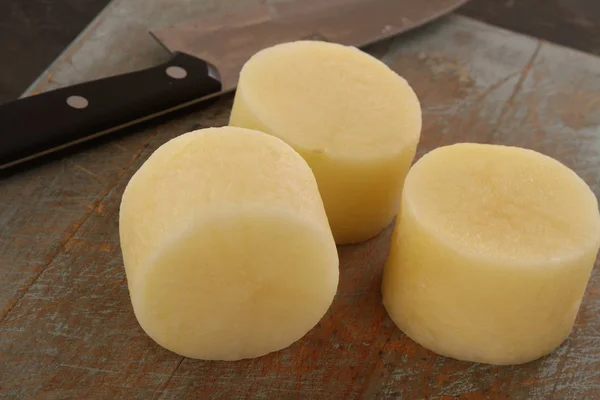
[119,127,339,361]
[229,40,422,244]
[382,143,600,365]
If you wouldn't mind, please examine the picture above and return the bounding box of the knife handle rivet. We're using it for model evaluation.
[66,95,89,110]
[166,66,188,79]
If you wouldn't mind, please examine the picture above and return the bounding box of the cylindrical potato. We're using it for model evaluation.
[229,40,422,244]
[119,127,339,361]
[382,143,600,365]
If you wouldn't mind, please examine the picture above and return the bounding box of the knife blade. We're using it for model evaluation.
[151,0,469,93]
[0,0,469,171]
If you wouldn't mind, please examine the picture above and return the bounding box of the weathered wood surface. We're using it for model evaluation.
[4,0,600,104]
[460,0,600,57]
[1,0,600,398]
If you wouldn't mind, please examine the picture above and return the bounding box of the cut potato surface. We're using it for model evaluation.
[119,127,339,360]
[230,40,422,244]
[382,143,600,365]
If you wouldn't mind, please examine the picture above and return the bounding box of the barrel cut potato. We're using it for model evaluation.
[382,143,600,365]
[119,127,339,361]
[230,40,422,244]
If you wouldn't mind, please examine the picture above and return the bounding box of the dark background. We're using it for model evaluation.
[1,0,599,104]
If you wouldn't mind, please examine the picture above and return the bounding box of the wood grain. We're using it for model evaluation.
[459,0,600,57]
[0,0,109,104]
[1,0,599,398]
[4,0,600,103]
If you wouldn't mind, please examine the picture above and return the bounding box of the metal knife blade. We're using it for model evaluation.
[151,0,469,93]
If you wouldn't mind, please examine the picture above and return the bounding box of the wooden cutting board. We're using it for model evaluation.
[1,0,599,398]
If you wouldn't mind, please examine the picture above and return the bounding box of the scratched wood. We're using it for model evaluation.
[459,0,600,57]
[0,0,599,398]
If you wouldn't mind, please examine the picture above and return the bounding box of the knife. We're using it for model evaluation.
[0,0,468,170]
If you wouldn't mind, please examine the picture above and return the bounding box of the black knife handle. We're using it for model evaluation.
[0,52,222,170]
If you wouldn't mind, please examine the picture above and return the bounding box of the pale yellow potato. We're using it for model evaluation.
[119,127,339,360]
[382,143,600,365]
[229,40,422,244]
